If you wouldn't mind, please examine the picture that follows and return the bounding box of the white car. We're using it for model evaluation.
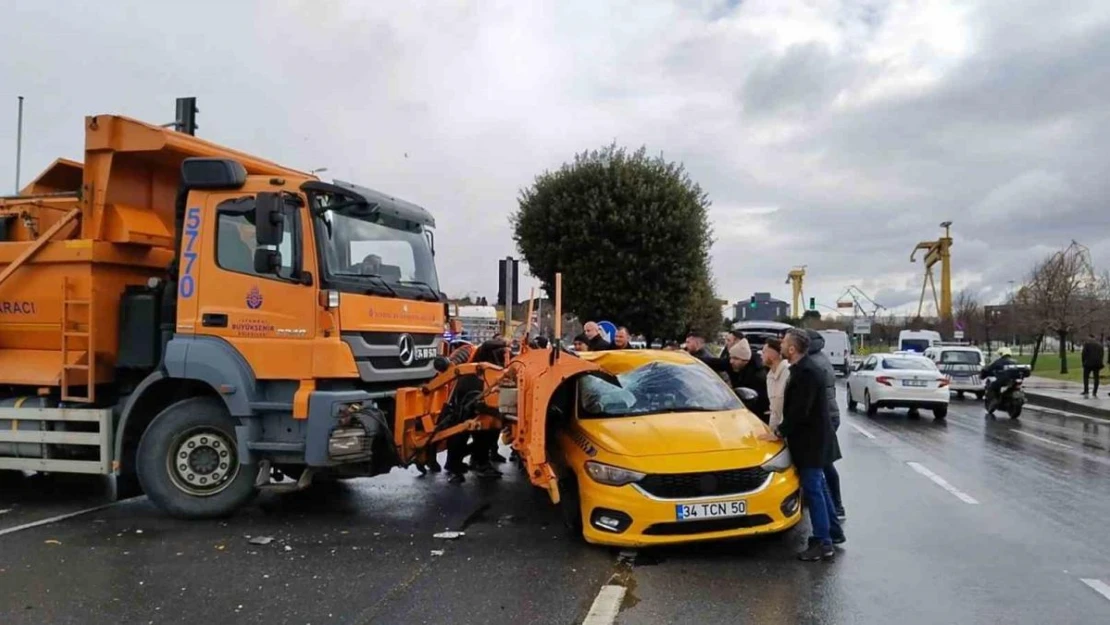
[846,353,950,420]
[923,345,986,399]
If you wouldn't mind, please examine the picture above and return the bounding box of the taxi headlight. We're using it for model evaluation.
[760,447,793,473]
[584,461,645,486]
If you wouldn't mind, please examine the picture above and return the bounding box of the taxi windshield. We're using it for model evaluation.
[577,360,742,418]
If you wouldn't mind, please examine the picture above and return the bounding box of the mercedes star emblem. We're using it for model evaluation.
[398,333,416,366]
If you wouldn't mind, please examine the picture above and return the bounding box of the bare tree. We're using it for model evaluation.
[1018,241,1107,374]
[953,289,982,342]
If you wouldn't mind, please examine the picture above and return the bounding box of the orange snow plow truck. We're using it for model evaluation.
[0,112,480,518]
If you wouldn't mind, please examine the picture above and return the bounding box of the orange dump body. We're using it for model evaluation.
[0,115,311,395]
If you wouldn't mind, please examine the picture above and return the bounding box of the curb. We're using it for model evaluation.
[1025,391,1110,421]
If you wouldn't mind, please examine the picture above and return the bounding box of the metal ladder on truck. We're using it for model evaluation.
[0,277,114,475]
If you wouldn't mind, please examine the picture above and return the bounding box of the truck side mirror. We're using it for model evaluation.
[255,192,285,246]
[254,248,282,274]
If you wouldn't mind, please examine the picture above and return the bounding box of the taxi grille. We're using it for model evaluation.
[643,515,774,536]
[637,467,770,499]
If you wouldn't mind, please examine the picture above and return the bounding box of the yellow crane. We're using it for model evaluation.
[910,221,954,321]
[785,266,806,317]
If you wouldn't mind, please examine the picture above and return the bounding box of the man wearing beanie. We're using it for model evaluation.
[727,338,769,419]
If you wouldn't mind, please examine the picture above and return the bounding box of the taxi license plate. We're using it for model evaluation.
[903,379,928,387]
[675,500,746,521]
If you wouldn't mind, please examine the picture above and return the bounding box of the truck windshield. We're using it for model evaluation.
[316,208,440,298]
[577,361,742,418]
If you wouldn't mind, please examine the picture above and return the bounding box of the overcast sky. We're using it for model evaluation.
[3,0,1109,317]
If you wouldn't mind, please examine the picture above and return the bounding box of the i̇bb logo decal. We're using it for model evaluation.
[246,285,263,310]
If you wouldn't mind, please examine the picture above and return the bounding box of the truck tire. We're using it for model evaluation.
[137,396,258,519]
[559,474,584,539]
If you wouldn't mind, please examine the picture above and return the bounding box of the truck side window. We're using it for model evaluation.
[215,199,297,280]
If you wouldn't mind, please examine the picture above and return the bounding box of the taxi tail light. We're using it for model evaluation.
[876,375,894,386]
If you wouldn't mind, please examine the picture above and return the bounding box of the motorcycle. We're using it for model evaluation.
[979,364,1032,419]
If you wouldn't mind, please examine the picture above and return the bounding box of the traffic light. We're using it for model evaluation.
[175,97,198,135]
[497,257,519,306]
[809,297,815,310]
[749,295,756,309]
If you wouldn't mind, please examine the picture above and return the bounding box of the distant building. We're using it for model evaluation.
[733,292,790,322]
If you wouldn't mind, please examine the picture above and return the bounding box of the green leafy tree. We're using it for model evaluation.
[511,144,716,342]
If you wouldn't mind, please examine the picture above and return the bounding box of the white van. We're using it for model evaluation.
[818,329,851,375]
[898,330,941,353]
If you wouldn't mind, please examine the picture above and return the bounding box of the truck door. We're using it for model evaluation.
[192,192,317,380]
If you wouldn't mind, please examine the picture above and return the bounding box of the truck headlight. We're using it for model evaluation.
[760,447,793,473]
[584,461,645,486]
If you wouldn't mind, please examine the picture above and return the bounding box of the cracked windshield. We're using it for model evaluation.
[4,1,1110,624]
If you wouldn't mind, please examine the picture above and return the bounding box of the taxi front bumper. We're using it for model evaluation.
[577,468,803,547]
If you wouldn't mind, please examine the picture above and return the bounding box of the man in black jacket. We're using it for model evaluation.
[1081,334,1105,397]
[584,321,612,352]
[806,330,846,520]
[777,329,845,561]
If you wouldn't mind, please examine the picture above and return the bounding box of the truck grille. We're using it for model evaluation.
[637,467,771,499]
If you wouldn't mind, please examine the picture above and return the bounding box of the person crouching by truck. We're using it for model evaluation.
[441,339,508,484]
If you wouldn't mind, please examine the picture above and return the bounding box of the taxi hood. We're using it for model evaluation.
[576,409,772,458]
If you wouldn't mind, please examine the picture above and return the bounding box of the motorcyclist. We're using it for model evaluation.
[981,347,1017,401]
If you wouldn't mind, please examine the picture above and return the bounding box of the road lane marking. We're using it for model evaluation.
[906,462,979,504]
[848,422,877,439]
[1081,578,1110,603]
[0,499,136,538]
[1010,429,1073,449]
[582,585,627,625]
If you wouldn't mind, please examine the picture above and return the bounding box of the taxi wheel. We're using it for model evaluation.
[559,474,584,537]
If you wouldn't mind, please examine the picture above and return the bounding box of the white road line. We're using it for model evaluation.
[0,499,135,538]
[906,462,979,504]
[848,422,877,439]
[1081,578,1110,603]
[582,585,627,625]
[1010,429,1073,449]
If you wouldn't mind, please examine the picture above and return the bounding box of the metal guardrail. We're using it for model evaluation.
[0,407,114,474]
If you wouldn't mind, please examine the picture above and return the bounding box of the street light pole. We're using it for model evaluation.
[15,96,24,193]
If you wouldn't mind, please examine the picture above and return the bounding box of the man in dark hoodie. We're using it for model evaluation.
[806,329,846,521]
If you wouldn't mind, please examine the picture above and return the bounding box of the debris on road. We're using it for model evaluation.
[431,550,445,557]
[433,531,465,540]
[0,508,11,515]
[283,545,293,552]
[248,536,274,546]
[44,539,61,546]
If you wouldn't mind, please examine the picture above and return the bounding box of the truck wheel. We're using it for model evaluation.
[137,397,257,519]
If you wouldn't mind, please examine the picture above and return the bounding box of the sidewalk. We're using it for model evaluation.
[1023,376,1110,419]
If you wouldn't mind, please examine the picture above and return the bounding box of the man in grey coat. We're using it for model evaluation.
[806,330,846,520]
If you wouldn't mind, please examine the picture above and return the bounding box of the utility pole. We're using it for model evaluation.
[15,96,24,193]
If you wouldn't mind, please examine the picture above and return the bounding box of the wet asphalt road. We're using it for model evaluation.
[3,385,1110,624]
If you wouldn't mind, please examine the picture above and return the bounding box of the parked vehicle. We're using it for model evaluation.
[818,329,851,375]
[898,330,942,353]
[981,364,1032,419]
[923,344,986,399]
[846,353,950,420]
[732,321,793,352]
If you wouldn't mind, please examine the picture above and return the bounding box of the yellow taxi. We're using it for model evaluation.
[548,349,802,547]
